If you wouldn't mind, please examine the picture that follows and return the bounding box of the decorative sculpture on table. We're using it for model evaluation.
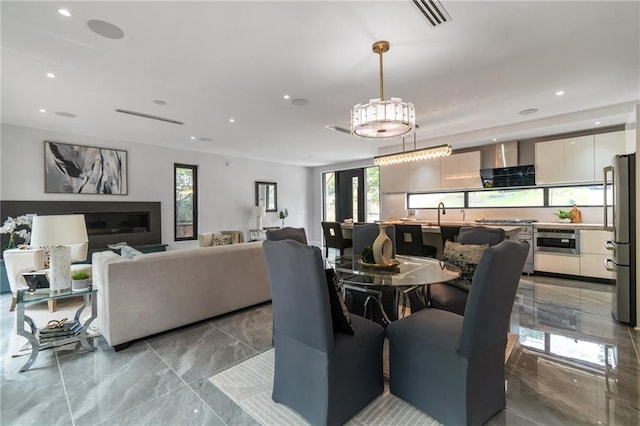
[372,224,394,266]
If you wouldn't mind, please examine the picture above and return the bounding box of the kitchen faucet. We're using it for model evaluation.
[437,202,446,226]
[460,209,466,222]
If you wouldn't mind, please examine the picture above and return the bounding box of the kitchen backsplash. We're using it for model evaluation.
[380,193,605,224]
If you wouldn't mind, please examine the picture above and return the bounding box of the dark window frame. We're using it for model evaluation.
[174,163,198,241]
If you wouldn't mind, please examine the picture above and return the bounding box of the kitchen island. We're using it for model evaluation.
[341,221,523,258]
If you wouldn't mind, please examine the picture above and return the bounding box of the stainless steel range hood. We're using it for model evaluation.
[495,141,518,167]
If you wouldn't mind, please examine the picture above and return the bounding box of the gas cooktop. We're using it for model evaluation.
[475,219,538,224]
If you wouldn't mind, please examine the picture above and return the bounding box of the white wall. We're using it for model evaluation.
[0,124,312,250]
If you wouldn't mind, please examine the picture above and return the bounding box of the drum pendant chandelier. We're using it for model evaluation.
[351,40,416,138]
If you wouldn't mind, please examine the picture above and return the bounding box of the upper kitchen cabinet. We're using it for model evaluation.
[379,162,409,193]
[535,135,595,184]
[594,130,627,175]
[440,151,482,189]
[408,159,440,192]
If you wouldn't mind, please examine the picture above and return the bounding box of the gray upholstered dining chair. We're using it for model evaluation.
[387,240,529,426]
[352,223,396,259]
[350,223,398,323]
[411,225,507,316]
[262,240,385,426]
[265,226,308,244]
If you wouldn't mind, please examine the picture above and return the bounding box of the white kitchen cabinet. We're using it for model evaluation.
[594,130,626,176]
[534,253,581,275]
[408,159,441,192]
[536,136,594,184]
[535,130,626,185]
[379,162,408,193]
[439,151,482,189]
[580,229,615,279]
[535,140,565,184]
[563,135,595,182]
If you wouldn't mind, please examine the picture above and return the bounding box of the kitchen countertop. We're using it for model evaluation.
[341,221,524,236]
[531,222,609,231]
[340,221,609,233]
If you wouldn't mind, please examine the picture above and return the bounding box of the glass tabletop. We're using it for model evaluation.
[330,255,461,287]
[17,287,97,304]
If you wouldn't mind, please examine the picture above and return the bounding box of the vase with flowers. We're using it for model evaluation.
[0,215,34,250]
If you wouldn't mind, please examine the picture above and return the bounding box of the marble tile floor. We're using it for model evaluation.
[1,275,638,425]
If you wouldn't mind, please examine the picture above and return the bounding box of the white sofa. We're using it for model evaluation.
[92,241,270,349]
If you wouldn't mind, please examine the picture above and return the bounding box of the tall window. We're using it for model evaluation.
[365,166,380,222]
[175,164,198,241]
[323,172,336,222]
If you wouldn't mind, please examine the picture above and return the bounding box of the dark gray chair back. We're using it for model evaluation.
[395,224,435,257]
[457,226,505,246]
[265,227,307,244]
[352,223,396,258]
[459,240,528,360]
[321,221,352,253]
[439,225,461,247]
[263,240,334,352]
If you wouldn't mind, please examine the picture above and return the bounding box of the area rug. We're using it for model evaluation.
[9,296,100,357]
[210,349,441,426]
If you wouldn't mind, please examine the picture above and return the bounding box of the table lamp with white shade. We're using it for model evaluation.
[254,205,266,230]
[30,214,89,293]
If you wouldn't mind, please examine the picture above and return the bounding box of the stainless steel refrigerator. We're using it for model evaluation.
[604,153,636,326]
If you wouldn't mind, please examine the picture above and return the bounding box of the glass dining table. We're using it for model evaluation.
[329,255,461,325]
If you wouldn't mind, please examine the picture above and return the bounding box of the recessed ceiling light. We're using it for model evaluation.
[190,136,196,140]
[58,9,72,17]
[46,72,56,79]
[492,138,497,142]
[519,108,538,115]
[283,95,290,100]
[555,90,565,96]
[595,121,601,125]
[39,108,46,113]
[229,118,235,123]
[153,99,167,105]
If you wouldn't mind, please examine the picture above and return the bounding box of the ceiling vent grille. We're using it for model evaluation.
[115,109,184,125]
[412,0,452,27]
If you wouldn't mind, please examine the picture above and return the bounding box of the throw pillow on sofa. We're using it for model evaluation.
[120,245,144,259]
[211,233,233,246]
[442,240,488,291]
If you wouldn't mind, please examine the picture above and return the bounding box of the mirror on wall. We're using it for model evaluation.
[255,181,277,212]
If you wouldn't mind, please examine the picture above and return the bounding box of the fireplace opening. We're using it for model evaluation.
[84,211,150,235]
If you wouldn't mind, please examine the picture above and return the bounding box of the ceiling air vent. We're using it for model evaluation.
[115,109,184,125]
[412,0,452,27]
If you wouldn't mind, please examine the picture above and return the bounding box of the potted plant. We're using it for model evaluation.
[279,208,289,227]
[553,209,572,223]
[71,270,91,292]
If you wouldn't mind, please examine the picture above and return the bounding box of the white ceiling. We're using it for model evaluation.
[2,1,639,167]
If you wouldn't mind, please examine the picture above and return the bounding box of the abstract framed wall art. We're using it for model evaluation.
[44,141,128,194]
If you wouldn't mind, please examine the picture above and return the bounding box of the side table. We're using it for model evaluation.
[16,288,97,372]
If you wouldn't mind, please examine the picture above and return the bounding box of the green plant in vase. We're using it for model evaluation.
[279,208,289,227]
[553,209,572,222]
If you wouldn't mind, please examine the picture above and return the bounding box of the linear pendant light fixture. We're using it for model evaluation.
[374,133,451,166]
[351,41,415,138]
